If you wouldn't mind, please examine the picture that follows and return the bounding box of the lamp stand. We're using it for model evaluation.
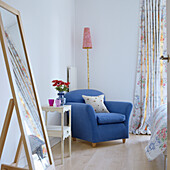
[87,48,90,89]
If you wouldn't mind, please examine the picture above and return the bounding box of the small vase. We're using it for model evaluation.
[57,92,66,106]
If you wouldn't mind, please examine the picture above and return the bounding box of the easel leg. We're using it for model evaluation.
[1,164,28,170]
[14,136,23,166]
[0,99,33,169]
[0,99,14,159]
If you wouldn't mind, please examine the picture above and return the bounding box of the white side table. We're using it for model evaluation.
[42,105,71,164]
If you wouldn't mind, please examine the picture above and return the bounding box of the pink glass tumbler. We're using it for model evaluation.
[56,99,61,107]
[48,99,54,106]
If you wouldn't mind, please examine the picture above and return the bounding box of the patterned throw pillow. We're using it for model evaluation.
[82,94,109,113]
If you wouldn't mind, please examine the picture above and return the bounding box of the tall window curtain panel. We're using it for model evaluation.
[130,0,167,134]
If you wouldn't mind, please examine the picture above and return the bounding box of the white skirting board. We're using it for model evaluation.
[67,66,77,91]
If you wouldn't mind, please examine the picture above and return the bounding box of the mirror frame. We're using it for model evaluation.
[0,1,55,169]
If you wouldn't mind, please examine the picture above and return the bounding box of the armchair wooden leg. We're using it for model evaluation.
[92,143,96,147]
[122,139,126,143]
[72,137,76,141]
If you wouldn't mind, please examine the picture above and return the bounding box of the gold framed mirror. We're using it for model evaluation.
[0,1,55,169]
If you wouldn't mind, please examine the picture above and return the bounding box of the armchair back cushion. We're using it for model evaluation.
[65,89,104,103]
[82,94,109,113]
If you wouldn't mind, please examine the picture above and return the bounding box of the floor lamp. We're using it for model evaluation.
[83,27,92,89]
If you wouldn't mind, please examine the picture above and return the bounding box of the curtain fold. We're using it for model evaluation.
[130,0,167,134]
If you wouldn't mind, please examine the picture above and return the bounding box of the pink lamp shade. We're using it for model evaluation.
[83,27,92,49]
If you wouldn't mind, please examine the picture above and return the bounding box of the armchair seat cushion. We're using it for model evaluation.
[96,113,126,125]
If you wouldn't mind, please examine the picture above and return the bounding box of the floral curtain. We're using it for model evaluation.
[130,0,167,134]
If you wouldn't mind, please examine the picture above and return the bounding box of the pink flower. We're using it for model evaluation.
[163,144,167,148]
[163,134,166,139]
[157,130,160,135]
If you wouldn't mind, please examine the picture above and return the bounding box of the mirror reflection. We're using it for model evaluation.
[0,7,50,169]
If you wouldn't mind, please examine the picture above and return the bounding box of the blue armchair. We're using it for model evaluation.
[65,89,132,147]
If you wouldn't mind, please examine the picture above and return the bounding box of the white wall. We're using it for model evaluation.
[0,0,75,166]
[75,0,140,102]
[0,0,140,166]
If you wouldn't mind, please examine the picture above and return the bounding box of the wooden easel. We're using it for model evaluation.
[0,99,29,170]
[0,1,55,170]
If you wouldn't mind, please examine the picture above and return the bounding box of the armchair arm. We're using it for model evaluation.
[104,101,133,124]
[66,102,99,142]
